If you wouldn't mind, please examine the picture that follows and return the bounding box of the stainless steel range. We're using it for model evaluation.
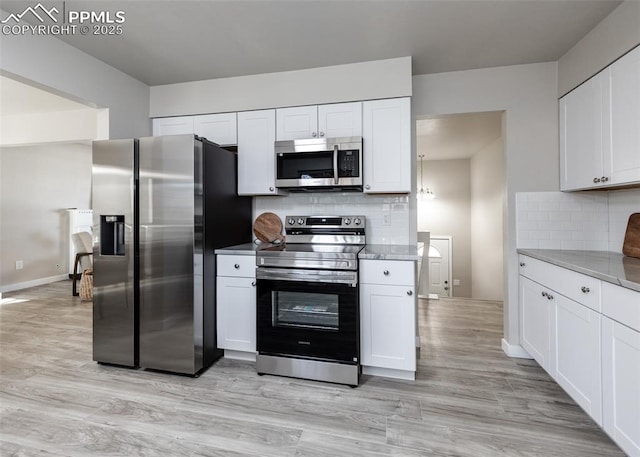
[255,215,365,386]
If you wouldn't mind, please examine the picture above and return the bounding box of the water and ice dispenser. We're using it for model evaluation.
[100,215,125,256]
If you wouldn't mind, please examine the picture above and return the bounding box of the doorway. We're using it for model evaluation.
[429,236,452,298]
[416,111,504,301]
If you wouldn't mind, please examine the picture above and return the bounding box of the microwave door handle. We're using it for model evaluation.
[333,145,339,185]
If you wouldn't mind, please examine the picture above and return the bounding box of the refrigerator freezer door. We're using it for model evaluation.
[92,139,138,367]
[138,134,203,375]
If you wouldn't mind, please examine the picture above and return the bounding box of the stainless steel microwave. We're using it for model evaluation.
[275,136,363,191]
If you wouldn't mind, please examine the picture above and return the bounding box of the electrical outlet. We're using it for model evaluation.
[382,212,391,226]
[453,279,460,286]
[15,260,23,270]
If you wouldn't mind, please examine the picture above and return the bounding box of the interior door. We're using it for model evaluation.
[429,237,451,298]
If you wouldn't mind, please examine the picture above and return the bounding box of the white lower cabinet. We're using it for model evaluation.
[519,276,553,372]
[519,254,639,456]
[602,318,640,457]
[553,294,602,425]
[360,260,416,380]
[216,255,256,360]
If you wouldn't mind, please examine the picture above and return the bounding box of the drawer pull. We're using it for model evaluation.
[407,290,413,296]
[251,281,256,287]
[383,270,390,276]
[234,264,240,269]
[581,286,590,293]
[519,262,525,267]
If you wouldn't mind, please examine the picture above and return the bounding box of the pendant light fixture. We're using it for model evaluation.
[417,154,435,201]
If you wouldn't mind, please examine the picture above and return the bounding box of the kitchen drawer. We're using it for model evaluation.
[217,254,256,278]
[360,259,415,286]
[602,282,640,332]
[519,255,601,312]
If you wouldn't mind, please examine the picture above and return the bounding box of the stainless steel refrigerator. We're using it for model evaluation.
[92,134,252,375]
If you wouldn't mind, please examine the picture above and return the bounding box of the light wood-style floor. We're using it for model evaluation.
[0,281,625,456]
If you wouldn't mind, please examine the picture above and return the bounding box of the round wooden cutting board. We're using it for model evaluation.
[253,212,285,244]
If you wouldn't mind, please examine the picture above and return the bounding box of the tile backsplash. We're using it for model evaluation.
[608,189,640,252]
[516,189,640,252]
[253,193,411,245]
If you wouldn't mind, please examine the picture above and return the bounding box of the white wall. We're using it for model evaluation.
[1,109,100,146]
[150,57,412,117]
[0,9,150,139]
[417,159,472,298]
[412,62,559,350]
[471,137,504,301]
[0,143,92,291]
[558,1,640,96]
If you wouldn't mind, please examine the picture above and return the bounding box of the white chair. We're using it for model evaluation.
[71,231,93,296]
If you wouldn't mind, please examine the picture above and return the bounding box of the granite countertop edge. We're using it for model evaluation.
[517,249,640,293]
[214,243,259,255]
[359,243,424,261]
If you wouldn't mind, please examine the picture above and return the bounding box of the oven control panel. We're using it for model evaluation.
[285,216,366,229]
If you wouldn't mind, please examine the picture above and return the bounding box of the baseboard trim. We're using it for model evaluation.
[224,349,257,362]
[501,338,533,359]
[362,365,416,381]
[0,274,68,293]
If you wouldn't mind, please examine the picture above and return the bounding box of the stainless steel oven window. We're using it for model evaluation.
[271,291,339,331]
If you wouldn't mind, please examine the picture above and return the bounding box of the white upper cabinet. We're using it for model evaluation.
[318,102,363,139]
[237,109,282,196]
[276,105,318,140]
[152,116,194,136]
[560,75,604,190]
[276,102,363,141]
[607,46,640,186]
[193,113,237,145]
[560,46,640,191]
[362,97,411,193]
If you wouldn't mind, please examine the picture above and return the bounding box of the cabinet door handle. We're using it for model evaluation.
[593,177,601,183]
[251,281,256,287]
[234,264,240,269]
[407,290,413,296]
[365,184,371,190]
[312,132,317,138]
[269,186,274,192]
[519,262,525,267]
[319,131,325,137]
[601,176,609,183]
[383,270,390,276]
[541,291,548,298]
[581,286,590,293]
[547,293,554,300]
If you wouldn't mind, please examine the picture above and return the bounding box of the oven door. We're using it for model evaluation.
[256,268,359,364]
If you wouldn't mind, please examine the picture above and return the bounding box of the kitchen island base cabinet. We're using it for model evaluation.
[359,259,416,381]
[602,318,640,457]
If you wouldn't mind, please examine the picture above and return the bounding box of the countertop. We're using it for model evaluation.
[518,249,640,292]
[358,243,424,261]
[214,242,260,255]
[217,242,425,261]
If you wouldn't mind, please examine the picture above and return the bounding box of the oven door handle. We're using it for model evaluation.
[257,267,357,286]
[333,145,339,185]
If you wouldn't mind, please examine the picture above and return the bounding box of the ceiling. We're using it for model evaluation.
[417,112,503,161]
[0,76,92,116]
[0,0,622,86]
